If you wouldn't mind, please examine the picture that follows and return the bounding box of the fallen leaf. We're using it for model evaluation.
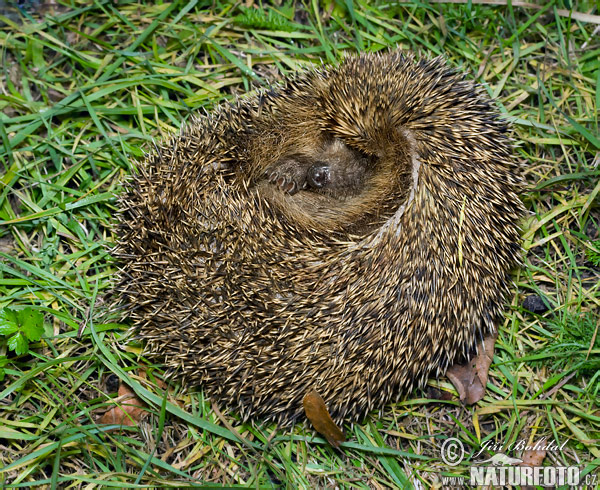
[303,389,345,448]
[520,447,547,466]
[519,445,547,490]
[445,331,497,404]
[97,382,147,426]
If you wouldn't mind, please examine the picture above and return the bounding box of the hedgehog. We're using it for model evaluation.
[114,51,524,426]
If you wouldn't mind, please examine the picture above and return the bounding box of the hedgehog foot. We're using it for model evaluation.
[264,155,314,195]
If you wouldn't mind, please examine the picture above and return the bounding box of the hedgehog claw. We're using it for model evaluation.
[265,170,278,183]
[264,165,304,195]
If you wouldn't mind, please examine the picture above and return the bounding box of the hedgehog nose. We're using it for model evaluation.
[307,163,331,189]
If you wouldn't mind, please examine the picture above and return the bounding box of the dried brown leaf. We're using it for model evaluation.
[303,389,345,448]
[519,446,547,489]
[445,331,497,404]
[97,382,147,426]
[520,447,547,467]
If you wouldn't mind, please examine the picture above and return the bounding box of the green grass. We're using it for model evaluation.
[1,0,599,487]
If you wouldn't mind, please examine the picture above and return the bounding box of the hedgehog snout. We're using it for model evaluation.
[306,162,331,189]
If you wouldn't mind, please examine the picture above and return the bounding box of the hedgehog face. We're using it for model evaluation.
[254,135,412,235]
[262,137,370,197]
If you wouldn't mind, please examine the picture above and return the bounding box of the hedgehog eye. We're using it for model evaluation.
[307,163,331,189]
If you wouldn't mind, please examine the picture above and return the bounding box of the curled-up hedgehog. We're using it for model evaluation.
[114,51,523,427]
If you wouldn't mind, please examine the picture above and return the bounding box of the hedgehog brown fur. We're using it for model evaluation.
[114,51,524,426]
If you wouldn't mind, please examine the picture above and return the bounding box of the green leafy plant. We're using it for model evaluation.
[234,6,296,32]
[585,239,600,267]
[0,307,45,356]
[539,312,600,376]
[0,356,7,382]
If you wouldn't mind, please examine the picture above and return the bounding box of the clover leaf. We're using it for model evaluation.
[0,307,45,355]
